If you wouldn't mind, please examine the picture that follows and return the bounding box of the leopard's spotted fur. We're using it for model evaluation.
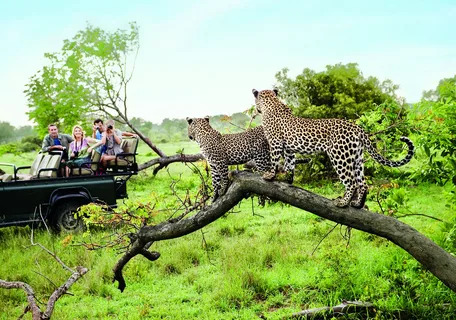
[252,89,415,208]
[187,117,271,200]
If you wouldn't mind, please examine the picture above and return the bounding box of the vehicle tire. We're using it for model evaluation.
[52,200,85,232]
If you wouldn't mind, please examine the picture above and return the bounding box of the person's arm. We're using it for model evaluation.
[41,136,64,152]
[121,131,138,138]
[101,131,107,145]
[86,137,102,154]
[68,142,75,158]
[113,130,122,144]
[41,136,51,152]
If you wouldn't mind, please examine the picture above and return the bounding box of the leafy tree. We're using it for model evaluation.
[275,63,400,119]
[0,122,15,144]
[25,22,140,136]
[411,79,456,185]
[423,75,456,101]
[24,22,205,172]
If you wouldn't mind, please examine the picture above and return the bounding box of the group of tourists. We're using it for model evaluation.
[41,119,137,176]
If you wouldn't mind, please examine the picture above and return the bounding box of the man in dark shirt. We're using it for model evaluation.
[41,124,74,160]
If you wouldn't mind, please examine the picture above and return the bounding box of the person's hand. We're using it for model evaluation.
[88,147,93,154]
[93,125,97,132]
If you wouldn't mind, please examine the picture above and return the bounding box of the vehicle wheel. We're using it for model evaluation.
[53,200,85,232]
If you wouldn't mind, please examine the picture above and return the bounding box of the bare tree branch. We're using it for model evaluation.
[138,153,204,173]
[291,300,375,319]
[0,231,88,319]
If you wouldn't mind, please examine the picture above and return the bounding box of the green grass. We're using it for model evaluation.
[0,145,456,319]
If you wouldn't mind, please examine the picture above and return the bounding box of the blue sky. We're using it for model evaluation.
[1,0,455,126]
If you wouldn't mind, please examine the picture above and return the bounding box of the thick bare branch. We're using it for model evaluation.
[138,153,204,173]
[113,171,456,293]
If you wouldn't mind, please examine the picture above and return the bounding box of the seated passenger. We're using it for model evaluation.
[66,125,98,176]
[100,120,123,170]
[92,118,107,154]
[41,124,73,160]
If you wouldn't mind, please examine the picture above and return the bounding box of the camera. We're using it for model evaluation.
[107,125,113,129]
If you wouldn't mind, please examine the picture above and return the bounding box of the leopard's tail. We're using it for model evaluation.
[363,135,414,167]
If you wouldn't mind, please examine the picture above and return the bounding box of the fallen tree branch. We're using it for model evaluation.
[0,265,87,320]
[291,300,375,319]
[113,171,456,293]
[0,230,88,319]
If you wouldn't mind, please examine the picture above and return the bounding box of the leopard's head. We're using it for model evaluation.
[186,116,211,143]
[252,89,279,115]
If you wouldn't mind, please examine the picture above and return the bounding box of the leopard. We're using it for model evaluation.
[252,88,415,209]
[187,116,272,200]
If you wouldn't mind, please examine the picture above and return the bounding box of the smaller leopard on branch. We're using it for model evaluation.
[187,117,272,200]
[252,89,415,209]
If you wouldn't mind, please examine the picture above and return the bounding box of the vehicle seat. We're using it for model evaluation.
[106,138,138,171]
[16,153,61,180]
[70,150,101,176]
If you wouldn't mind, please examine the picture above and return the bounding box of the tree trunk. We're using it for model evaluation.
[114,171,456,293]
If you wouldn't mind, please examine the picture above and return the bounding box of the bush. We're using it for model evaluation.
[0,143,19,156]
[409,97,456,185]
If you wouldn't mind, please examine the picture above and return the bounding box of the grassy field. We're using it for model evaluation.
[0,141,455,319]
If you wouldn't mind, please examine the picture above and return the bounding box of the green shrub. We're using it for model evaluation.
[0,143,19,155]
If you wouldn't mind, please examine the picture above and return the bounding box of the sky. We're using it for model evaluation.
[1,0,455,127]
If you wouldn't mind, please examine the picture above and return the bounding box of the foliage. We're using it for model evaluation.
[0,143,19,156]
[409,85,456,185]
[357,101,412,177]
[370,182,410,216]
[25,22,139,136]
[275,63,400,120]
[0,121,15,144]
[0,122,35,144]
[422,75,456,101]
[0,135,41,156]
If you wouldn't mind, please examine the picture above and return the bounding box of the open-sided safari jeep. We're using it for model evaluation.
[0,137,139,232]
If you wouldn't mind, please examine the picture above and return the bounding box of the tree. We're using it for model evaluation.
[274,63,400,119]
[25,22,139,136]
[25,22,203,171]
[422,75,456,101]
[0,122,15,144]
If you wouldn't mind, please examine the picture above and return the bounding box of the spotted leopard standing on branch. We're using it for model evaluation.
[252,89,415,208]
[187,117,272,200]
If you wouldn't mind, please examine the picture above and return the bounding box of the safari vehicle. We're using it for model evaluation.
[0,137,139,232]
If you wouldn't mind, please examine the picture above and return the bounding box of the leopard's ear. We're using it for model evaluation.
[204,116,210,123]
[186,117,193,125]
[273,88,279,96]
[252,89,259,98]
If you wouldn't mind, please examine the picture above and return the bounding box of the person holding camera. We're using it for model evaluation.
[99,120,123,169]
[92,118,104,139]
